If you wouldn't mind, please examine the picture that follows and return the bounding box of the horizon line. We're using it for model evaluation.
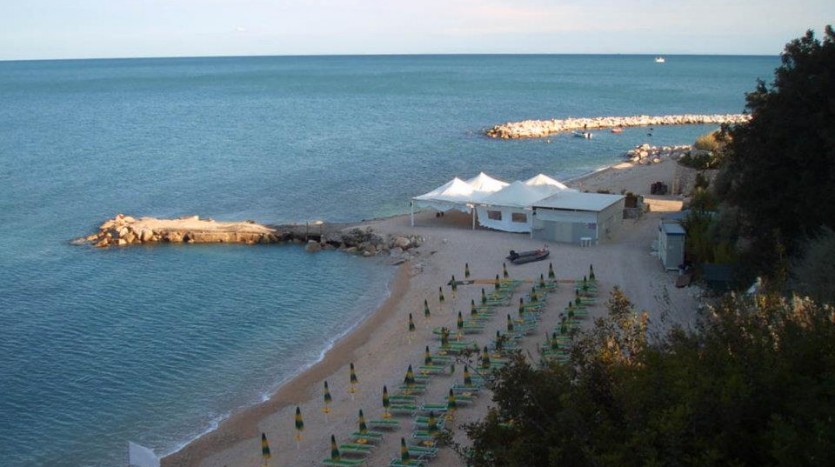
[0,51,779,64]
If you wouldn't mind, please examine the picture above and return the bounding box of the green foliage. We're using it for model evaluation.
[719,26,835,269]
[694,131,723,152]
[793,227,835,304]
[463,290,835,466]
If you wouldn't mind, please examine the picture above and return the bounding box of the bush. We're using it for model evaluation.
[793,227,835,305]
[694,130,722,152]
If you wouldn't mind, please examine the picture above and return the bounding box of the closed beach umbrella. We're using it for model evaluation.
[540,273,546,289]
[424,345,433,366]
[448,388,458,411]
[423,299,431,321]
[495,330,503,351]
[568,305,575,320]
[450,275,457,297]
[456,311,464,333]
[330,434,341,461]
[548,262,555,280]
[551,332,560,351]
[382,385,391,418]
[530,286,538,303]
[589,264,595,281]
[438,286,445,305]
[481,288,487,305]
[560,316,568,335]
[349,363,358,398]
[261,433,271,463]
[440,327,450,349]
[465,262,470,279]
[503,262,509,279]
[481,346,491,369]
[358,409,368,434]
[582,276,589,293]
[322,381,332,416]
[470,299,478,317]
[463,365,473,387]
[404,364,416,387]
[294,406,304,446]
[506,314,514,332]
[495,274,501,291]
[400,437,410,463]
[427,411,439,438]
[575,288,582,306]
[408,313,416,342]
[518,297,525,318]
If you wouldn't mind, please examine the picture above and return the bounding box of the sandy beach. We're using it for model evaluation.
[162,157,701,467]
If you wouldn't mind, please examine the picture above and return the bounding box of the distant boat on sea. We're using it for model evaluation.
[655,57,666,63]
[572,131,593,139]
[611,127,624,134]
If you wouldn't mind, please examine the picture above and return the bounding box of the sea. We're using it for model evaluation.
[0,54,778,466]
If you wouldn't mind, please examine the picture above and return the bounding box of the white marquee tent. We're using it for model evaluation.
[474,174,576,233]
[411,172,509,228]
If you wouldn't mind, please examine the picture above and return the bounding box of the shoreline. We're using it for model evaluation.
[163,262,412,466]
[160,156,698,467]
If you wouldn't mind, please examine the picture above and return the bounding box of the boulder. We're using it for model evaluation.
[392,236,411,249]
[139,229,154,242]
[390,247,404,258]
[305,241,322,253]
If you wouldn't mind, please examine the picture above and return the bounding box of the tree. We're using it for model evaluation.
[717,26,835,266]
[462,290,835,466]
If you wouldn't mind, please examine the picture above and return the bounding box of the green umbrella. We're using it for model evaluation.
[261,433,271,462]
[506,314,514,332]
[456,311,464,334]
[451,275,457,297]
[495,330,503,351]
[408,313,416,334]
[481,288,487,305]
[560,316,568,335]
[427,411,439,438]
[575,288,582,306]
[481,346,491,369]
[518,297,525,317]
[464,263,470,279]
[448,388,458,411]
[568,305,575,320]
[424,299,431,321]
[463,365,473,387]
[502,262,509,279]
[440,327,450,349]
[550,332,560,351]
[470,299,478,317]
[494,274,501,291]
[349,363,358,398]
[322,381,332,416]
[358,409,368,434]
[539,273,546,288]
[548,262,555,280]
[439,286,445,304]
[404,364,416,387]
[530,286,538,303]
[589,264,595,281]
[330,434,341,461]
[400,437,410,463]
[382,385,391,418]
[424,345,433,366]
[294,406,304,446]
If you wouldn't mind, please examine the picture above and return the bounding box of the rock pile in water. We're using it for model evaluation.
[624,143,697,165]
[485,114,749,139]
[79,215,423,260]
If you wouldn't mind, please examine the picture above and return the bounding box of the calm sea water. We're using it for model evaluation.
[0,54,777,466]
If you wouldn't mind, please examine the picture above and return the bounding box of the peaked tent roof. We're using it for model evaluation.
[466,172,509,195]
[523,174,573,191]
[479,181,555,208]
[413,177,474,203]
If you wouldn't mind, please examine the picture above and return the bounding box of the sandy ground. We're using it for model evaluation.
[161,158,701,467]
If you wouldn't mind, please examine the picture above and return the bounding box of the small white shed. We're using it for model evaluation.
[658,221,686,270]
[531,192,625,244]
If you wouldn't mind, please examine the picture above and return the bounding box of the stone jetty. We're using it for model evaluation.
[78,214,423,259]
[485,114,749,139]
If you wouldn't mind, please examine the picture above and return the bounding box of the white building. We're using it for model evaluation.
[531,191,625,244]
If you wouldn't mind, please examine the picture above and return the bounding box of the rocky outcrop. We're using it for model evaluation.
[485,114,750,139]
[623,143,693,165]
[78,215,425,261]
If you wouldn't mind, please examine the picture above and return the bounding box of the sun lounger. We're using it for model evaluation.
[338,443,374,455]
[322,458,366,466]
[417,403,448,414]
[369,418,401,430]
[389,404,417,416]
[351,431,384,443]
[406,444,439,459]
[389,458,427,467]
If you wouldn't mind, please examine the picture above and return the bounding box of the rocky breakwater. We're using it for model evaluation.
[485,113,750,139]
[80,215,424,262]
[624,143,694,165]
[82,214,281,247]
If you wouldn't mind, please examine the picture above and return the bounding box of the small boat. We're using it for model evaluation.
[572,131,593,139]
[611,127,623,134]
[506,248,550,265]
[655,56,665,63]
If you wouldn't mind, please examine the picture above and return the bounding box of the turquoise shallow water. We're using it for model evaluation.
[0,54,777,466]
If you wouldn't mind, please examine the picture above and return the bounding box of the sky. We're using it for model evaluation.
[1,0,833,60]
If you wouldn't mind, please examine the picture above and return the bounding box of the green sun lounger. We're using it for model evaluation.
[369,418,401,430]
[338,443,374,455]
[389,458,427,467]
[322,458,366,466]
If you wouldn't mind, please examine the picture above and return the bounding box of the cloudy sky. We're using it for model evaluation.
[1,0,833,60]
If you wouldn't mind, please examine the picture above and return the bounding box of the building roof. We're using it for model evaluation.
[661,222,686,235]
[533,191,624,212]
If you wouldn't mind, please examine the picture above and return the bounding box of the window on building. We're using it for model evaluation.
[487,210,502,220]
[511,212,527,223]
